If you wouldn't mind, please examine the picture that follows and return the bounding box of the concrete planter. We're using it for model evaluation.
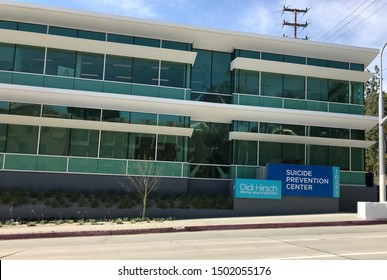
[357,201,387,220]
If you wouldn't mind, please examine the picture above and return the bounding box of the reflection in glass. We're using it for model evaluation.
[157,135,186,162]
[100,131,128,159]
[75,52,104,80]
[39,126,70,156]
[69,129,99,157]
[261,72,283,97]
[6,124,39,154]
[105,55,133,83]
[0,43,15,71]
[46,49,76,77]
[14,45,45,74]
[128,133,156,160]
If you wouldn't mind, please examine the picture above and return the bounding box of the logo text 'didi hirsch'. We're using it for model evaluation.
[239,183,278,194]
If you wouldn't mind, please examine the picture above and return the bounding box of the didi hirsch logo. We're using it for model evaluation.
[236,179,282,199]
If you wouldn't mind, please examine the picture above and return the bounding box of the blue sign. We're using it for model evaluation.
[235,179,282,200]
[267,164,340,198]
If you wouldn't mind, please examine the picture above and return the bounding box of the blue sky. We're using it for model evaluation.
[7,0,387,70]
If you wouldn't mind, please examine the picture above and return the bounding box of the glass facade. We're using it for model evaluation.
[0,19,370,183]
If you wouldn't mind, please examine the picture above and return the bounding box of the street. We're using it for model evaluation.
[2,224,387,260]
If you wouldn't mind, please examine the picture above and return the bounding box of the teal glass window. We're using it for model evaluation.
[105,55,133,82]
[259,142,304,165]
[0,43,15,71]
[157,135,187,162]
[261,72,283,97]
[76,52,104,80]
[9,102,41,117]
[18,22,47,34]
[350,63,364,71]
[100,131,128,159]
[0,20,17,30]
[128,133,156,160]
[309,126,349,139]
[284,55,306,65]
[78,30,105,41]
[14,45,45,74]
[191,49,211,92]
[131,112,157,125]
[307,58,328,67]
[39,126,70,156]
[260,123,305,136]
[0,101,9,114]
[158,114,189,127]
[307,77,328,101]
[284,74,305,99]
[46,48,76,77]
[351,148,364,171]
[262,52,283,62]
[328,79,349,103]
[49,26,78,38]
[162,40,191,51]
[212,51,232,94]
[234,49,260,59]
[308,145,349,170]
[233,121,258,132]
[351,129,365,140]
[102,110,130,123]
[235,70,259,95]
[42,105,72,119]
[134,37,160,47]
[72,108,101,121]
[351,82,364,105]
[189,121,230,164]
[328,60,349,70]
[132,58,159,85]
[233,140,257,165]
[69,129,99,157]
[160,61,186,88]
[107,33,134,44]
[6,124,39,154]
[0,124,7,152]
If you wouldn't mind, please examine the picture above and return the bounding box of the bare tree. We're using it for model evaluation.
[123,161,163,220]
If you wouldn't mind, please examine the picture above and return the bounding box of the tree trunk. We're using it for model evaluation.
[141,195,147,220]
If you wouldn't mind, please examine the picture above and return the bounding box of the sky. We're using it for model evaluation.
[6,0,387,72]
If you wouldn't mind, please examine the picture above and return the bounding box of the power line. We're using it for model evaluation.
[282,6,310,39]
[324,0,380,42]
[332,2,387,41]
[318,0,369,41]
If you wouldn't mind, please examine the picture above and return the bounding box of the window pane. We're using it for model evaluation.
[235,49,260,59]
[162,40,190,51]
[9,102,41,116]
[308,145,329,166]
[78,30,105,41]
[18,22,47,34]
[69,129,99,157]
[46,48,76,77]
[160,61,186,88]
[259,142,304,165]
[157,135,186,162]
[261,72,283,97]
[351,148,364,171]
[134,37,160,47]
[132,58,158,85]
[307,58,327,67]
[284,74,305,99]
[128,133,156,160]
[328,60,349,70]
[0,124,7,152]
[107,33,134,44]
[351,82,364,105]
[131,112,157,125]
[262,52,283,62]
[0,20,17,30]
[102,110,130,123]
[100,131,128,159]
[233,121,258,132]
[71,108,101,121]
[233,140,257,165]
[105,55,133,82]
[260,123,305,136]
[330,146,349,170]
[350,63,364,71]
[0,43,15,71]
[236,70,259,95]
[191,49,211,92]
[39,126,70,156]
[307,77,328,101]
[0,101,9,114]
[284,55,306,64]
[42,105,72,119]
[6,124,39,154]
[212,51,232,94]
[351,129,365,140]
[158,114,188,127]
[14,45,45,74]
[309,126,349,139]
[76,52,104,80]
[329,80,349,103]
[49,26,78,37]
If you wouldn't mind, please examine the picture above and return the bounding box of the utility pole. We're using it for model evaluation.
[282,6,310,39]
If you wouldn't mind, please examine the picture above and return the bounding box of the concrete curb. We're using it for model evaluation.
[2,219,387,240]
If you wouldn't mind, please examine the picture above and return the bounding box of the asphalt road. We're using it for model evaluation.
[2,224,387,260]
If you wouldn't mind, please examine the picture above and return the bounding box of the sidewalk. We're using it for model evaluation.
[1,213,387,240]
